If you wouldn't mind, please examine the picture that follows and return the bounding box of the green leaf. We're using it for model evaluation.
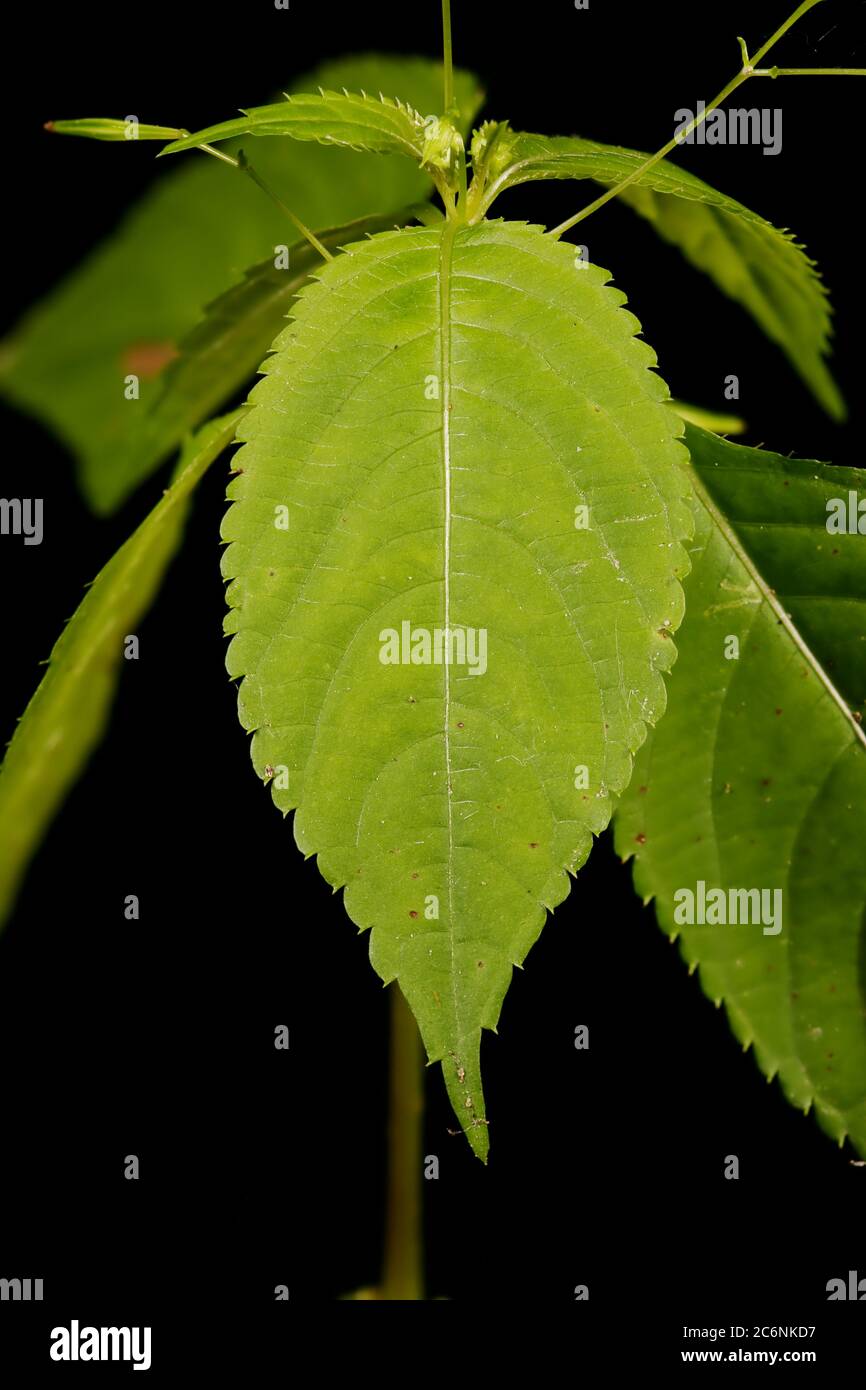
[294,55,483,134]
[0,57,483,515]
[0,411,244,930]
[222,221,693,1156]
[161,91,426,160]
[478,130,843,419]
[615,424,866,1153]
[103,207,435,507]
[46,118,186,141]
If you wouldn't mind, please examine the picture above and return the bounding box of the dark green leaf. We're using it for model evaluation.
[616,425,866,1153]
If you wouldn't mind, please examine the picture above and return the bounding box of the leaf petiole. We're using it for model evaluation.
[192,141,334,262]
[235,150,334,261]
[195,139,235,167]
[749,67,866,77]
[548,68,748,236]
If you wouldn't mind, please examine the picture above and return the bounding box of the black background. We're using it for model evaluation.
[1,0,864,1365]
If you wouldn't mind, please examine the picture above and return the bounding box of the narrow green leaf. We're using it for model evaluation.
[105,207,434,505]
[46,118,186,141]
[0,411,244,929]
[0,57,483,515]
[615,424,866,1153]
[222,221,693,1155]
[478,130,843,419]
[161,91,425,160]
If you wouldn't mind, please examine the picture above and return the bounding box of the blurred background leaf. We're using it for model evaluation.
[0,410,244,928]
[0,56,483,515]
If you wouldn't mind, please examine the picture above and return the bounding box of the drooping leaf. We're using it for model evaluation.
[161,91,427,160]
[0,411,244,929]
[163,57,485,159]
[222,220,693,1156]
[615,424,866,1153]
[476,130,843,419]
[100,207,437,506]
[0,57,483,514]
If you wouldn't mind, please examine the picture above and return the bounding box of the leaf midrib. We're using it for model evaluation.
[690,463,866,754]
[437,218,461,1057]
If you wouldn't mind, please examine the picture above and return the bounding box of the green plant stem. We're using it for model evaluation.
[550,0,860,238]
[441,0,454,114]
[549,69,749,237]
[380,985,425,1300]
[748,0,825,65]
[455,142,469,221]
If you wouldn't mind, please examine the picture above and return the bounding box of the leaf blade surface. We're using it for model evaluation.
[615,425,866,1152]
[222,220,693,1152]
